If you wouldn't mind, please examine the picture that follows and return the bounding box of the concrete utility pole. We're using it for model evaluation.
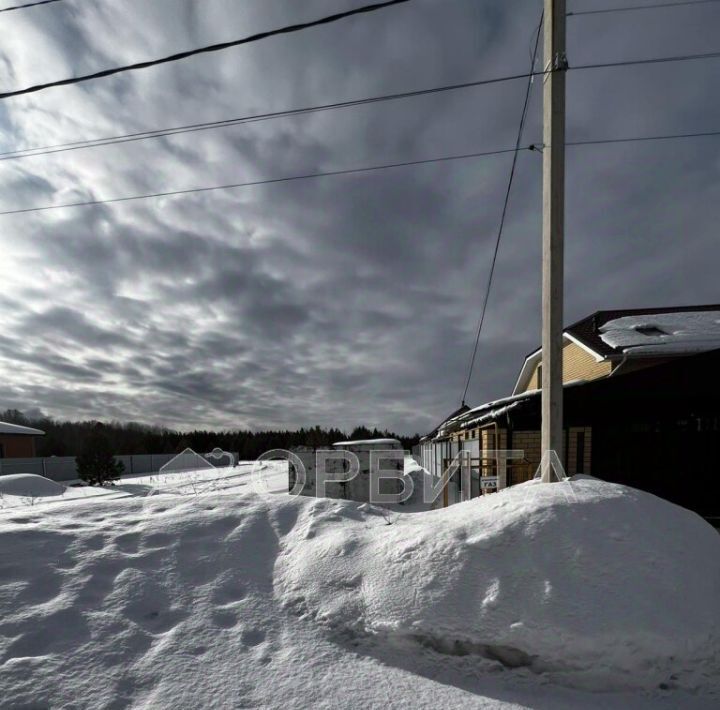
[541,0,567,482]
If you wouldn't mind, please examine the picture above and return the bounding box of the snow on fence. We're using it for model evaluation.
[0,452,240,483]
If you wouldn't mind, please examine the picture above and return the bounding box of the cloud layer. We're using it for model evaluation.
[0,0,718,433]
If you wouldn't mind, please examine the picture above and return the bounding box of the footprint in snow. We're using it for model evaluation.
[115,532,142,554]
[211,609,239,629]
[240,627,266,646]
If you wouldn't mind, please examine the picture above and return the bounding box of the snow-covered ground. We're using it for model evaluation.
[0,462,286,511]
[0,461,718,709]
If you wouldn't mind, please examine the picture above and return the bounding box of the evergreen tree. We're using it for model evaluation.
[6,408,421,459]
[76,430,125,486]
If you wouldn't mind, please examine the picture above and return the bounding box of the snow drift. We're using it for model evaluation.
[278,476,720,691]
[0,473,66,498]
[0,469,718,708]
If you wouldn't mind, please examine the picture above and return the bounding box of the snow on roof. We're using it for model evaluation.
[435,391,539,436]
[332,438,402,448]
[0,421,45,436]
[460,390,538,419]
[436,380,593,439]
[599,311,720,357]
[459,401,523,430]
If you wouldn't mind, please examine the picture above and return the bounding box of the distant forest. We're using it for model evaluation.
[1,409,421,459]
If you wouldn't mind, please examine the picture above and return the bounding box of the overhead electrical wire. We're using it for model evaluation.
[2,48,720,160]
[460,12,543,407]
[0,73,538,162]
[0,147,525,217]
[572,49,720,71]
[0,0,62,13]
[2,0,717,414]
[568,128,720,146]
[0,0,412,100]
[568,0,720,17]
[1,129,719,217]
[0,3,716,218]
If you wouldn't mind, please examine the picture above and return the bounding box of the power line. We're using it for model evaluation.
[3,48,720,161]
[568,128,720,146]
[460,12,544,406]
[0,0,62,13]
[2,129,719,217]
[0,146,524,217]
[568,0,720,17]
[572,49,720,71]
[0,73,536,162]
[0,0,412,100]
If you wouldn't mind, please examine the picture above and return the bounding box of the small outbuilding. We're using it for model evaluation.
[0,421,45,459]
[290,438,405,502]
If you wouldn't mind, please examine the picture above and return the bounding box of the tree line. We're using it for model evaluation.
[1,409,420,459]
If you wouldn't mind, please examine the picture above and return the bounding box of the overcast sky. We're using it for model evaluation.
[0,0,718,434]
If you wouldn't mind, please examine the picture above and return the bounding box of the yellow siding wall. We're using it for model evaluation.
[523,341,612,393]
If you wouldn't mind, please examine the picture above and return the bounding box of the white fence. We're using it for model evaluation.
[0,452,239,483]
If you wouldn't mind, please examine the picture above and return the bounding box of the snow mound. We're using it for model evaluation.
[0,473,66,498]
[278,476,720,691]
[0,473,718,707]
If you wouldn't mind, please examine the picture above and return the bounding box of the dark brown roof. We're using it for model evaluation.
[565,304,720,358]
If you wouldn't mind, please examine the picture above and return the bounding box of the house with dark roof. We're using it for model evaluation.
[419,305,720,521]
[513,304,720,395]
[0,421,45,459]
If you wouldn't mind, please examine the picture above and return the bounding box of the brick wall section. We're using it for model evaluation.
[443,424,593,489]
[512,428,592,475]
[512,431,542,467]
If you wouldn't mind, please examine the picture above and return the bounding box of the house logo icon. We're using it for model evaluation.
[206,447,235,467]
[160,448,216,475]
[159,447,235,476]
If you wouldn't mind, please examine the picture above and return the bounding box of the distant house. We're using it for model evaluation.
[0,421,45,459]
[419,305,720,520]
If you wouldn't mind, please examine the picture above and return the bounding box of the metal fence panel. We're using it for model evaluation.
[0,452,239,482]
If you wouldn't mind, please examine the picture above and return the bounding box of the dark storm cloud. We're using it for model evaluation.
[0,0,718,434]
